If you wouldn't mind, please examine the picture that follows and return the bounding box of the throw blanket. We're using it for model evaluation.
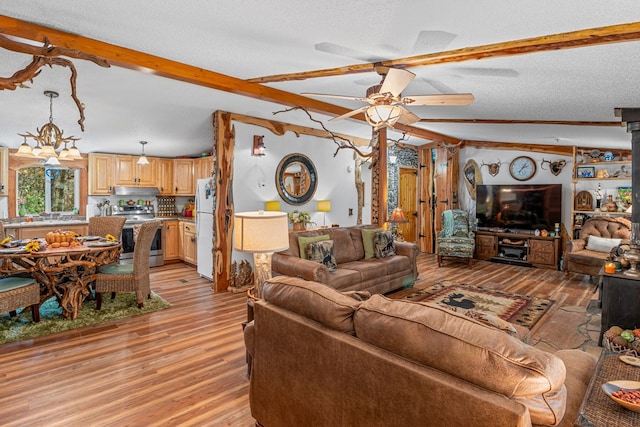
[442,210,454,237]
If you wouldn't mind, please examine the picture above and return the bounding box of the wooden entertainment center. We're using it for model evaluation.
[475,230,560,270]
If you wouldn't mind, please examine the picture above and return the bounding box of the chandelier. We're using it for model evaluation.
[16,90,82,164]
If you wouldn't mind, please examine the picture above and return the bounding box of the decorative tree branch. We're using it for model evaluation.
[0,33,110,131]
[273,106,374,158]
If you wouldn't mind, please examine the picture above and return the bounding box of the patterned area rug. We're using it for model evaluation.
[403,280,554,330]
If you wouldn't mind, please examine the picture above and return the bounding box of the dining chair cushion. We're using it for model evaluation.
[100,264,134,275]
[0,277,37,291]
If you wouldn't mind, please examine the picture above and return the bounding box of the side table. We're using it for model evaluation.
[575,351,640,426]
[599,271,640,345]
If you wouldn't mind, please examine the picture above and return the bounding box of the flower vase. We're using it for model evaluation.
[293,222,305,231]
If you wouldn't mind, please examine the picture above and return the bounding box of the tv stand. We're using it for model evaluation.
[475,230,560,270]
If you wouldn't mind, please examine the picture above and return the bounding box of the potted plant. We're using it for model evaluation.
[288,210,312,230]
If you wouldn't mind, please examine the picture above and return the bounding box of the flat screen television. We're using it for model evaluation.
[476,184,562,232]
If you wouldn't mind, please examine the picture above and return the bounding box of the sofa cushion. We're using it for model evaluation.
[262,276,361,333]
[585,236,621,253]
[361,227,384,259]
[374,231,396,258]
[306,240,338,271]
[354,295,567,426]
[327,228,360,264]
[298,234,330,260]
[341,260,388,282]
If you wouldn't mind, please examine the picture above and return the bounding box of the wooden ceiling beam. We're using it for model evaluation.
[248,22,640,83]
[418,118,623,127]
[0,15,455,144]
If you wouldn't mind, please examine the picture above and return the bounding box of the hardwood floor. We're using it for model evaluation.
[0,255,600,426]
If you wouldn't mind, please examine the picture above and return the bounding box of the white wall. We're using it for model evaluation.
[231,122,372,263]
[458,147,574,232]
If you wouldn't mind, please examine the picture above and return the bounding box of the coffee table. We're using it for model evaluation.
[575,351,640,426]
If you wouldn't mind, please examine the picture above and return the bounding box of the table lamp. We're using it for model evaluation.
[388,207,409,241]
[317,200,331,227]
[234,211,289,297]
[265,201,280,211]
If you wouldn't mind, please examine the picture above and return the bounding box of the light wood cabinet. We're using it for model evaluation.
[88,153,115,195]
[16,224,89,240]
[180,221,197,264]
[114,155,156,187]
[174,159,194,195]
[163,220,180,261]
[0,147,8,196]
[194,156,213,181]
[156,158,174,195]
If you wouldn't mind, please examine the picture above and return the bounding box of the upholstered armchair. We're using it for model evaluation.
[436,209,475,268]
[564,216,631,279]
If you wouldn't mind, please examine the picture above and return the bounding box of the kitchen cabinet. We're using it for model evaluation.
[114,155,156,187]
[163,220,180,261]
[570,146,632,238]
[0,147,8,196]
[16,224,89,240]
[88,153,115,195]
[180,220,197,265]
[194,156,213,181]
[156,158,174,195]
[174,159,194,195]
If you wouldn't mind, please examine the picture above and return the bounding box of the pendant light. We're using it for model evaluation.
[137,141,150,165]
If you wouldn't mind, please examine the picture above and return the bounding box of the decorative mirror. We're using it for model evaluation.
[276,153,317,205]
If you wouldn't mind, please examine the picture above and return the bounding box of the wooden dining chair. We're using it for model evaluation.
[95,220,160,310]
[88,216,126,239]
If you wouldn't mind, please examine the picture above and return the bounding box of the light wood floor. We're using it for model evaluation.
[0,255,598,427]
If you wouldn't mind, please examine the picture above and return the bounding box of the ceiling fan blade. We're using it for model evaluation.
[302,92,369,102]
[402,93,474,106]
[329,105,369,122]
[396,108,421,125]
[379,68,415,97]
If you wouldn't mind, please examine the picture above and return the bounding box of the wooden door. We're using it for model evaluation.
[398,167,417,242]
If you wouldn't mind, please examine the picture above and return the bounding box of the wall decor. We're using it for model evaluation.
[275,153,317,205]
[540,158,566,176]
[508,156,536,181]
[481,159,502,177]
[463,159,482,200]
[574,190,593,211]
[576,166,595,178]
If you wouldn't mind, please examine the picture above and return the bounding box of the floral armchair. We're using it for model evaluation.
[436,209,475,268]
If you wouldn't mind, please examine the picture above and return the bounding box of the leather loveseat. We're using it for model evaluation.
[244,276,597,427]
[271,225,419,295]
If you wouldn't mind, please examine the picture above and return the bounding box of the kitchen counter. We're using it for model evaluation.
[156,216,195,223]
[4,219,89,229]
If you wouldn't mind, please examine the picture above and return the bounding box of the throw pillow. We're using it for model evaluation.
[374,231,396,258]
[585,236,621,253]
[298,234,330,260]
[306,240,338,271]
[361,227,384,259]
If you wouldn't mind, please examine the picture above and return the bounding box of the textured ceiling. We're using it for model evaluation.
[0,1,639,157]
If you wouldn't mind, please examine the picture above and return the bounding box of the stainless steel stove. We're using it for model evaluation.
[110,204,163,267]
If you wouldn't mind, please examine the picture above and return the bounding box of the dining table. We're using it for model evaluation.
[0,240,121,320]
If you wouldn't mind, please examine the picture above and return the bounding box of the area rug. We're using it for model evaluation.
[403,280,553,330]
[0,292,171,345]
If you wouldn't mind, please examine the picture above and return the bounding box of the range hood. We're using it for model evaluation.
[114,186,160,196]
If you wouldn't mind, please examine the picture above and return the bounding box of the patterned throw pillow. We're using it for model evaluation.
[306,239,338,271]
[374,231,395,258]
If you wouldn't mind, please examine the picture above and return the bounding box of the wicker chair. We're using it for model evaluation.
[0,277,40,322]
[95,220,160,309]
[88,216,126,239]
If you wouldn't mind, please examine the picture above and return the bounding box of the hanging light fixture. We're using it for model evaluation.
[137,141,150,165]
[16,90,81,161]
[365,105,403,130]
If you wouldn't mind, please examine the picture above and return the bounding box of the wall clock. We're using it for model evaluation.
[509,156,536,181]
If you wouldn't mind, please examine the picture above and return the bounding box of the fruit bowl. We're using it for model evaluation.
[602,380,640,412]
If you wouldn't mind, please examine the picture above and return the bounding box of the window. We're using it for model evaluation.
[17,167,80,215]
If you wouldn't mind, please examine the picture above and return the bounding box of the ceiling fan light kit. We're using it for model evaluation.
[365,105,403,129]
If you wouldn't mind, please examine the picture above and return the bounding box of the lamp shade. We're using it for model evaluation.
[317,200,331,213]
[234,211,289,253]
[388,207,409,224]
[265,201,281,211]
[365,105,403,129]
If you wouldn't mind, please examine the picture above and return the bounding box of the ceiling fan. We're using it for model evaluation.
[302,67,474,130]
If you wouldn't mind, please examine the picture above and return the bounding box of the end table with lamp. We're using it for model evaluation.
[388,207,409,241]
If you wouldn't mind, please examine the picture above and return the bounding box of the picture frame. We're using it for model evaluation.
[577,166,595,178]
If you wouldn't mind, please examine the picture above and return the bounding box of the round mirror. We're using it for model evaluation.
[276,153,317,205]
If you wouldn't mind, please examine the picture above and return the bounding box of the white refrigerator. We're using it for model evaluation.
[196,178,215,280]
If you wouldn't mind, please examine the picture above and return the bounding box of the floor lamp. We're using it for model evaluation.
[234,211,289,298]
[388,207,409,241]
[317,200,331,227]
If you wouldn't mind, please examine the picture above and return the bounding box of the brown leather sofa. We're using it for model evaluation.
[244,276,597,427]
[271,225,419,295]
[564,216,631,278]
